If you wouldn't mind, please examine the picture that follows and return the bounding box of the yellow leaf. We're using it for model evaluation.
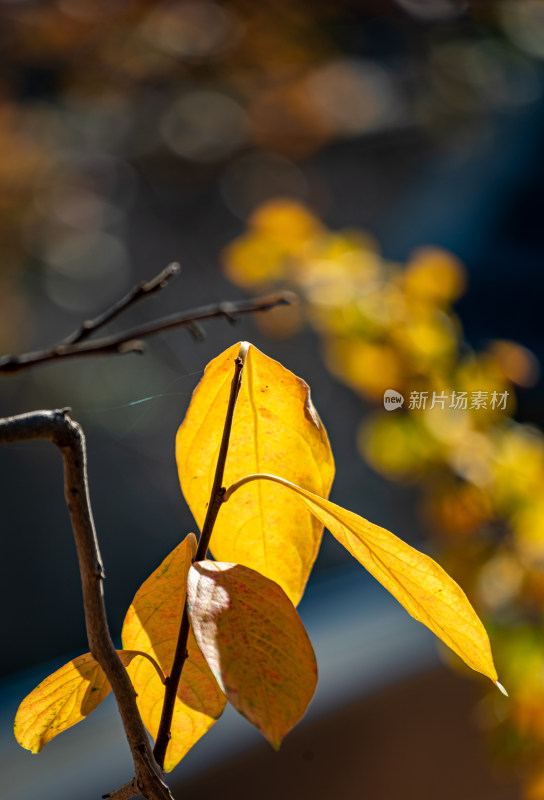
[122,533,226,772]
[176,342,335,605]
[14,650,147,753]
[187,561,317,749]
[224,474,501,687]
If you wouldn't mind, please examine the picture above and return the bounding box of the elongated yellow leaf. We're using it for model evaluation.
[225,474,500,686]
[122,533,226,772]
[187,561,317,749]
[176,342,335,605]
[14,650,149,753]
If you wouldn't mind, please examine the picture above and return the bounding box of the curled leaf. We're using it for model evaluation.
[176,342,335,605]
[122,533,226,772]
[187,561,317,749]
[224,474,500,687]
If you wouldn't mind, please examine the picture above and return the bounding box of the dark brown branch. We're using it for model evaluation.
[103,778,139,800]
[0,410,172,800]
[195,342,248,561]
[152,344,248,769]
[0,291,296,374]
[63,262,181,345]
[152,607,191,770]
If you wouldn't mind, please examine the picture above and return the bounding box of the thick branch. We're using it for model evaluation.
[0,291,296,374]
[152,343,248,768]
[0,410,172,800]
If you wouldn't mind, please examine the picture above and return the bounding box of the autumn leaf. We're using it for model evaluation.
[223,474,503,689]
[176,342,335,605]
[187,561,317,749]
[14,650,155,753]
[122,533,226,772]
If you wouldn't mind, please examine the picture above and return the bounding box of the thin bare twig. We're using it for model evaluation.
[152,343,248,768]
[64,262,181,345]
[0,410,172,800]
[0,290,296,374]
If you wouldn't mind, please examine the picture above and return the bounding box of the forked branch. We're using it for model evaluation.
[64,262,181,345]
[0,261,295,374]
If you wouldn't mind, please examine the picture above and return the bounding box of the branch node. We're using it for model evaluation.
[102,777,139,800]
[118,340,145,355]
[186,321,205,341]
[219,302,237,324]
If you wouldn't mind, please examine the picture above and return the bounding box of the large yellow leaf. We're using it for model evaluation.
[122,533,226,772]
[14,650,149,753]
[187,561,317,749]
[176,342,335,605]
[224,474,502,688]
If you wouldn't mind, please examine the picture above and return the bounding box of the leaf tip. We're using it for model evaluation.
[495,680,509,697]
[188,531,198,560]
[14,721,43,753]
[267,733,283,752]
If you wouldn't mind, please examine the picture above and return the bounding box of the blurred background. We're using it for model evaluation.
[1,0,543,797]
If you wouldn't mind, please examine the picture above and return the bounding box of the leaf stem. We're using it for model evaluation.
[223,471,286,502]
[122,650,167,685]
[152,343,248,768]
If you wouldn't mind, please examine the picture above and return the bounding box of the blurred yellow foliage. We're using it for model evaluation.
[223,198,544,791]
[403,247,466,305]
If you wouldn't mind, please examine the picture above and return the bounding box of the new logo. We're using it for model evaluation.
[383,389,404,411]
